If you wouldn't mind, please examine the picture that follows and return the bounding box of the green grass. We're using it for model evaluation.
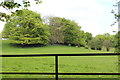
[1,40,118,78]
[2,40,114,55]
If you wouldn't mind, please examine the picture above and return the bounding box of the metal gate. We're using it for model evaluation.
[0,53,120,80]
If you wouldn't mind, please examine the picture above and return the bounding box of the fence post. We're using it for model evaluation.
[55,56,58,80]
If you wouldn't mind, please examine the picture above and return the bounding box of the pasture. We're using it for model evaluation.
[1,40,118,78]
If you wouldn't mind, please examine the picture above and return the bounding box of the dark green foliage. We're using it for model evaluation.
[3,9,50,46]
[88,33,113,51]
[88,38,97,50]
[23,1,31,8]
[85,32,92,45]
[95,35,104,50]
[0,1,21,9]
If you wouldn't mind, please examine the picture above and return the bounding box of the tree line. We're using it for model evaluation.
[0,0,119,53]
[1,9,119,52]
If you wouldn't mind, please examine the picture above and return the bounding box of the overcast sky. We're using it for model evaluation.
[0,0,118,36]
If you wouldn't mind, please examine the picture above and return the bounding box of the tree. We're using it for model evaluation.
[3,9,50,46]
[88,38,96,50]
[64,20,82,46]
[95,35,104,50]
[103,40,112,51]
[48,17,66,44]
[0,0,42,22]
[102,33,112,51]
[48,16,86,46]
[88,33,113,51]
[60,18,86,46]
[78,31,87,47]
[85,32,92,45]
[88,37,103,50]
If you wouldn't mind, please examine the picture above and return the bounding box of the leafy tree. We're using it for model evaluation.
[0,0,42,22]
[3,9,50,46]
[85,32,92,45]
[58,18,86,46]
[88,33,113,51]
[48,17,66,44]
[88,38,96,50]
[64,20,82,46]
[79,31,87,47]
[95,35,104,50]
[48,16,86,46]
[88,37,103,50]
[103,40,112,51]
[102,33,112,51]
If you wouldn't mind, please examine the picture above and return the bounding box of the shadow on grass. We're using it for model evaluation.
[8,43,46,48]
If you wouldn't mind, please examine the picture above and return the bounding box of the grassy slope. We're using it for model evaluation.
[2,40,114,54]
[1,40,118,78]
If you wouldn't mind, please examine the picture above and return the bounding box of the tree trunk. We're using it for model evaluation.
[106,48,109,51]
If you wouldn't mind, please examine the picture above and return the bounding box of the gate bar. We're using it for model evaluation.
[55,56,58,80]
[0,53,120,57]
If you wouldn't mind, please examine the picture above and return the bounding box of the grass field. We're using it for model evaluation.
[1,40,119,78]
[2,40,114,54]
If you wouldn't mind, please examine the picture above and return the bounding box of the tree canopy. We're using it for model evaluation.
[3,9,50,46]
[48,16,86,46]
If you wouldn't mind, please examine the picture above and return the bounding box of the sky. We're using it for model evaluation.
[0,0,118,37]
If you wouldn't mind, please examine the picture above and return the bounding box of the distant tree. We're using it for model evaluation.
[88,38,96,50]
[64,20,81,46]
[88,33,113,51]
[102,33,112,51]
[3,9,50,46]
[48,17,66,44]
[85,32,92,45]
[95,35,104,50]
[103,40,112,51]
[77,30,87,47]
[63,20,86,47]
[88,38,102,50]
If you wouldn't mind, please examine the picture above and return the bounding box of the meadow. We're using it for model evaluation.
[1,40,118,78]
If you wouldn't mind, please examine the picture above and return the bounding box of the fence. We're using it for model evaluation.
[0,53,120,80]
